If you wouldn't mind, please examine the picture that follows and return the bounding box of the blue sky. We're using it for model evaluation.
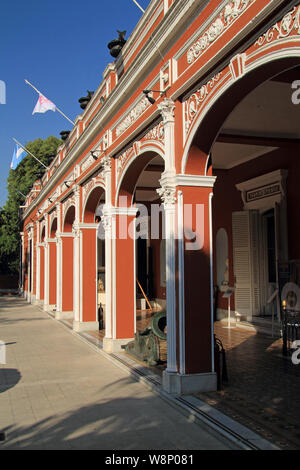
[0,0,150,207]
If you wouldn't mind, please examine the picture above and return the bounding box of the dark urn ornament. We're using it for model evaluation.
[60,130,71,141]
[78,90,94,110]
[107,30,127,58]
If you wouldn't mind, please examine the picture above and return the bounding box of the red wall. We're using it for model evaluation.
[212,144,300,311]
[62,237,73,312]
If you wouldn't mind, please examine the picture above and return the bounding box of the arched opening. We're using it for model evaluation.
[50,218,57,237]
[82,186,105,333]
[62,206,76,315]
[40,224,46,301]
[185,58,300,445]
[116,150,167,365]
[63,206,75,232]
[49,218,58,308]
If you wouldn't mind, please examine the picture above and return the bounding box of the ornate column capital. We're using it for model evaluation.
[157,97,175,124]
[72,222,81,238]
[102,155,111,173]
[102,214,112,232]
[74,184,81,198]
[157,185,177,206]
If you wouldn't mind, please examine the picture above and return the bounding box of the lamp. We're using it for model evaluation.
[143,89,166,105]
[90,150,101,160]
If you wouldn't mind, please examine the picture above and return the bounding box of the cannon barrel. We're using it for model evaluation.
[122,311,167,366]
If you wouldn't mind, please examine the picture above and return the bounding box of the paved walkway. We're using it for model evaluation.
[0,297,235,450]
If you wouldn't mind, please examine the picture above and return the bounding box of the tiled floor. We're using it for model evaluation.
[196,322,300,450]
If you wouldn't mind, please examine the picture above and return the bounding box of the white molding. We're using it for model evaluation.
[236,169,288,211]
[175,174,216,187]
[178,190,185,375]
[209,192,215,373]
[165,200,177,373]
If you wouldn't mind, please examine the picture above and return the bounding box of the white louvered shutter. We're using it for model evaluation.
[249,211,261,315]
[232,210,261,318]
[232,211,252,317]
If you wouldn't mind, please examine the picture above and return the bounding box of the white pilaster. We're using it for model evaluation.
[157,97,177,374]
[73,185,81,324]
[56,203,62,313]
[43,216,49,310]
[157,186,177,373]
[35,222,40,302]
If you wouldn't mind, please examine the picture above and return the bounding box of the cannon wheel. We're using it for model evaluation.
[151,311,167,340]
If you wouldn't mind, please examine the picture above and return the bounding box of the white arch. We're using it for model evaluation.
[40,220,46,242]
[181,47,300,174]
[115,144,165,206]
[82,183,106,221]
[62,204,76,230]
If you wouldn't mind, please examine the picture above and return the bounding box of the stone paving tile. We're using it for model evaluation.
[196,322,300,450]
[0,296,235,450]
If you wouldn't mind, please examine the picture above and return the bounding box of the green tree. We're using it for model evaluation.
[0,136,62,274]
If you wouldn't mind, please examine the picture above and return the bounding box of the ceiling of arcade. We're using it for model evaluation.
[134,156,164,202]
[211,68,300,170]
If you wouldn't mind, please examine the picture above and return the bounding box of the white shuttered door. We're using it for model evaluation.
[232,210,260,319]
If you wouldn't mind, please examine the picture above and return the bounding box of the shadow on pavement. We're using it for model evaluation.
[0,369,22,393]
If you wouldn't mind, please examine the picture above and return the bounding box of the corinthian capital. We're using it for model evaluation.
[157,185,176,206]
[101,155,111,173]
[157,97,175,124]
[72,222,80,238]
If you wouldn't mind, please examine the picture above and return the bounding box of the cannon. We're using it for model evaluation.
[122,311,166,366]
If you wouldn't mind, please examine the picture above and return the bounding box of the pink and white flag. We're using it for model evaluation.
[32,94,56,114]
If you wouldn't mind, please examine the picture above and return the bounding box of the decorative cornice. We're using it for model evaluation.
[184,72,222,141]
[187,0,255,64]
[255,4,300,47]
[116,96,151,137]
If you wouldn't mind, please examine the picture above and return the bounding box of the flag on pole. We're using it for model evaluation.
[10,145,27,170]
[32,94,56,115]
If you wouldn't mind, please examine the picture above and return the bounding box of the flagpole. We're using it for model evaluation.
[25,79,75,126]
[13,138,48,170]
[130,1,164,62]
[131,0,145,12]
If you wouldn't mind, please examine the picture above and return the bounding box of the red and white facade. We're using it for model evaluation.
[21,0,300,394]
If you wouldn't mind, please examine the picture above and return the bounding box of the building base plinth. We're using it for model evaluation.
[73,321,99,332]
[43,304,56,312]
[33,299,43,306]
[162,370,217,395]
[102,337,134,353]
[55,311,73,320]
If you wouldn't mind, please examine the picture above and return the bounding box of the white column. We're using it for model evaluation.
[55,203,62,313]
[157,186,177,373]
[102,155,113,339]
[26,225,33,303]
[43,216,49,310]
[35,222,40,302]
[103,211,112,339]
[157,98,178,374]
[20,232,24,294]
[56,235,62,313]
[73,185,81,325]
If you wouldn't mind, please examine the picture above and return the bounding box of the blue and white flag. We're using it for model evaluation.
[10,144,27,170]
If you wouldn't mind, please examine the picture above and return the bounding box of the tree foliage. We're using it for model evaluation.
[0,136,61,274]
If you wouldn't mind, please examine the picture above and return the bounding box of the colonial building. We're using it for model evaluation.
[21,0,300,395]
